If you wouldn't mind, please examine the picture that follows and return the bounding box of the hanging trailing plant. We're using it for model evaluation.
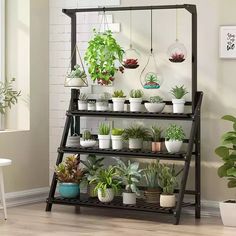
[84,29,124,86]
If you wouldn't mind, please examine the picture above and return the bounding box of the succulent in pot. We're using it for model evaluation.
[116,159,142,205]
[80,154,104,198]
[215,115,236,227]
[98,123,111,149]
[111,128,124,150]
[122,124,149,150]
[158,164,178,208]
[143,161,162,203]
[150,125,163,152]
[170,85,188,113]
[87,100,96,111]
[122,58,139,69]
[80,130,96,148]
[90,166,121,203]
[144,96,165,113]
[112,90,126,112]
[55,155,84,198]
[165,124,185,153]
[96,92,110,111]
[64,64,87,87]
[129,89,144,112]
[78,93,88,110]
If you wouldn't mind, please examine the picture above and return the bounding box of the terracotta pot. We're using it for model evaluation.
[152,142,162,152]
[144,188,161,203]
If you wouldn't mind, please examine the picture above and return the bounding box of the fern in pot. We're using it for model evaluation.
[122,124,149,150]
[80,130,96,148]
[96,92,110,111]
[129,89,144,112]
[55,155,84,198]
[78,93,88,110]
[170,85,188,113]
[98,123,111,149]
[112,90,126,111]
[81,154,104,198]
[150,125,163,152]
[111,128,124,150]
[116,159,142,205]
[90,166,121,203]
[165,124,185,153]
[144,96,165,113]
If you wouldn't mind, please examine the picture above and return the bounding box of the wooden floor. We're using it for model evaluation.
[0,203,235,236]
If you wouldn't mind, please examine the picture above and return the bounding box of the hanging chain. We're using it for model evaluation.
[150,8,153,53]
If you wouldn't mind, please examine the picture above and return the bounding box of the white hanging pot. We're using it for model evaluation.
[78,101,87,110]
[112,98,126,111]
[96,102,109,111]
[111,135,123,150]
[165,140,183,153]
[160,194,176,208]
[64,77,87,87]
[129,138,143,150]
[129,98,143,112]
[220,201,236,227]
[123,192,136,205]
[98,135,111,149]
[98,188,114,203]
[172,99,185,113]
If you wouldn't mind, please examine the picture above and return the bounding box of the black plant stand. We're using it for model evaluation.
[46,4,203,225]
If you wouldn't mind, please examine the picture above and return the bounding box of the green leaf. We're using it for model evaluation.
[215,146,229,159]
[222,115,236,123]
[234,122,236,131]
[227,179,236,188]
[218,163,233,178]
[227,167,236,177]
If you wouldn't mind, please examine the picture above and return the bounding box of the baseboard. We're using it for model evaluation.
[0,187,49,209]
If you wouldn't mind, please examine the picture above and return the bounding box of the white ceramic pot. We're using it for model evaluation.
[98,188,114,203]
[144,102,165,113]
[96,102,109,111]
[98,135,111,149]
[111,135,123,150]
[123,192,136,205]
[165,140,183,153]
[129,138,143,150]
[129,98,143,112]
[172,99,185,113]
[112,97,126,111]
[78,101,87,110]
[64,77,86,87]
[220,201,236,227]
[160,194,176,208]
[80,140,96,148]
[88,103,96,111]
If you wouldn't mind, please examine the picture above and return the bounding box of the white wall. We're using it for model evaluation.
[49,0,236,201]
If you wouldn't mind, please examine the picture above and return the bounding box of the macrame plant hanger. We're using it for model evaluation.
[140,8,162,89]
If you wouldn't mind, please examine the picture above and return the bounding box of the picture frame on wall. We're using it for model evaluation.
[220,26,236,59]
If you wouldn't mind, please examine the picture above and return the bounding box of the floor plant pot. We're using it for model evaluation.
[160,194,176,208]
[152,142,162,152]
[220,201,236,227]
[98,135,110,149]
[144,103,165,113]
[172,99,185,113]
[78,101,87,110]
[88,103,96,111]
[96,102,109,111]
[88,183,97,198]
[64,77,86,87]
[111,135,123,150]
[144,189,161,203]
[129,98,143,112]
[98,188,114,203]
[165,140,183,153]
[59,183,80,198]
[112,98,126,111]
[123,192,136,205]
[129,138,143,150]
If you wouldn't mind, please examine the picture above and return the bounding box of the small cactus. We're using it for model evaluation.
[82,130,92,140]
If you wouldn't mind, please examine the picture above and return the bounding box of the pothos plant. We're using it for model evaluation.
[84,29,124,86]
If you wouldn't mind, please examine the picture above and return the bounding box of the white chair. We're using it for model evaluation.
[0,159,12,220]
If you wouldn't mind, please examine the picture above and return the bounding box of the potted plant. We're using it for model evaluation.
[87,100,96,111]
[144,96,165,113]
[170,85,188,113]
[98,123,110,149]
[143,161,162,203]
[78,93,88,110]
[67,133,80,147]
[80,154,104,198]
[122,58,139,69]
[149,125,163,152]
[111,128,124,150]
[159,164,178,208]
[96,92,110,111]
[80,130,96,148]
[64,64,87,87]
[215,115,236,227]
[122,124,149,150]
[55,155,84,198]
[84,29,124,86]
[116,159,142,205]
[112,90,126,112]
[165,124,185,153]
[90,166,121,203]
[129,89,144,112]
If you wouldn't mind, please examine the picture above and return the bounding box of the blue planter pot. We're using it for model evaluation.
[59,183,80,198]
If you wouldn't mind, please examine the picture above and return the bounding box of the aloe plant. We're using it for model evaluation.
[112,90,126,98]
[98,123,110,135]
[150,125,163,142]
[170,85,188,99]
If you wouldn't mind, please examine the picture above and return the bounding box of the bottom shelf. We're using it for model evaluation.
[47,194,195,215]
